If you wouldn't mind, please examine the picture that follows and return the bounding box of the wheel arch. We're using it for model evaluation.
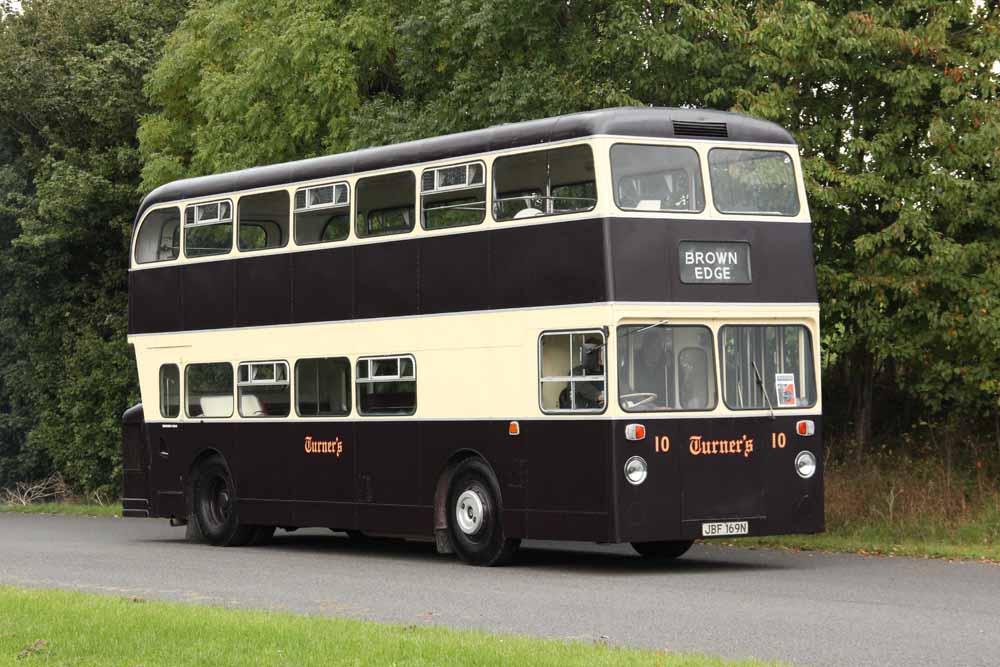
[185,447,227,515]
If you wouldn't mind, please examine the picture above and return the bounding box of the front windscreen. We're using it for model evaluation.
[617,325,716,412]
[718,325,816,410]
[708,149,800,216]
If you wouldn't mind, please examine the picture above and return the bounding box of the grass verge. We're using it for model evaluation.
[0,585,776,666]
[729,518,1000,562]
[729,454,1000,562]
[0,502,119,518]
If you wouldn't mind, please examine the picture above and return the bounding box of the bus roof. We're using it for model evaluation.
[135,107,795,224]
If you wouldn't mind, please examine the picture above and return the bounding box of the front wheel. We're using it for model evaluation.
[192,456,256,547]
[632,540,694,560]
[447,459,519,566]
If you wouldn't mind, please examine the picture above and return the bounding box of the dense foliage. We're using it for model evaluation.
[0,0,188,492]
[1,0,998,492]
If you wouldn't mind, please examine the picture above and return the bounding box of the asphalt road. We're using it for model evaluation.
[0,514,996,666]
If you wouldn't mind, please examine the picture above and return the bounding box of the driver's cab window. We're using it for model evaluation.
[494,145,596,221]
[539,330,606,413]
[611,144,705,213]
[617,324,716,412]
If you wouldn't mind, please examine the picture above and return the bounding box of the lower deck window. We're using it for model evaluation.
[296,357,351,416]
[618,325,716,411]
[186,363,233,418]
[238,361,290,417]
[539,331,606,412]
[719,325,816,409]
[356,355,416,415]
[159,364,180,418]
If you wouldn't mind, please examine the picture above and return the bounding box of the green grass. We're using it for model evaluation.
[0,502,119,518]
[0,586,776,667]
[727,512,1000,562]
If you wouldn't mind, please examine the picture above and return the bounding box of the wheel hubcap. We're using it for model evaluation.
[209,478,231,524]
[455,489,485,535]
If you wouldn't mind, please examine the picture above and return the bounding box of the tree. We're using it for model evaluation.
[741,1,1000,451]
[0,0,188,492]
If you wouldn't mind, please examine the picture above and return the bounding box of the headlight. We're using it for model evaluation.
[795,450,817,479]
[624,456,648,485]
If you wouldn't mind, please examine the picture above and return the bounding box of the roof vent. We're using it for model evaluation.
[672,120,728,139]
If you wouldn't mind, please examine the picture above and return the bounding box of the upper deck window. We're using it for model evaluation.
[493,145,596,221]
[134,207,181,265]
[617,325,716,412]
[421,161,486,230]
[238,191,290,252]
[185,200,233,258]
[719,325,816,410]
[356,171,416,238]
[708,149,800,216]
[611,144,705,213]
[295,182,350,245]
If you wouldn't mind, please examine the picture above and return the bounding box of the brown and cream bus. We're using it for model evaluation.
[122,107,822,566]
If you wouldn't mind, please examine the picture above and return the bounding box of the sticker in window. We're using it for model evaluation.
[775,373,797,407]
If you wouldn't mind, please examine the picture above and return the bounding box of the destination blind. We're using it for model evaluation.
[678,241,752,284]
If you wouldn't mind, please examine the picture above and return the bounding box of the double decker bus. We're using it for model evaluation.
[122,107,822,566]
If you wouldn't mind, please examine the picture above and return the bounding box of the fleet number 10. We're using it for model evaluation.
[771,432,786,449]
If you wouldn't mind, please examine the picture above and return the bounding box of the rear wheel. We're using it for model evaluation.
[446,458,519,566]
[631,540,694,560]
[192,456,256,547]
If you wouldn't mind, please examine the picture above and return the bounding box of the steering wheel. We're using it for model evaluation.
[621,392,658,408]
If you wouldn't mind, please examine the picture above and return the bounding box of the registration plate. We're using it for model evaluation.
[701,521,749,537]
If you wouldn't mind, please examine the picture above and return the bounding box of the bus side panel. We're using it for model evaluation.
[182,261,236,331]
[417,420,527,538]
[419,233,490,315]
[130,266,182,334]
[354,242,419,320]
[292,247,354,324]
[236,254,291,327]
[287,421,357,529]
[355,420,427,533]
[522,419,614,542]
[151,422,239,521]
[490,220,608,309]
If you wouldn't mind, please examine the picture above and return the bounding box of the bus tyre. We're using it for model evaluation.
[631,540,694,560]
[446,459,519,566]
[192,457,256,547]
